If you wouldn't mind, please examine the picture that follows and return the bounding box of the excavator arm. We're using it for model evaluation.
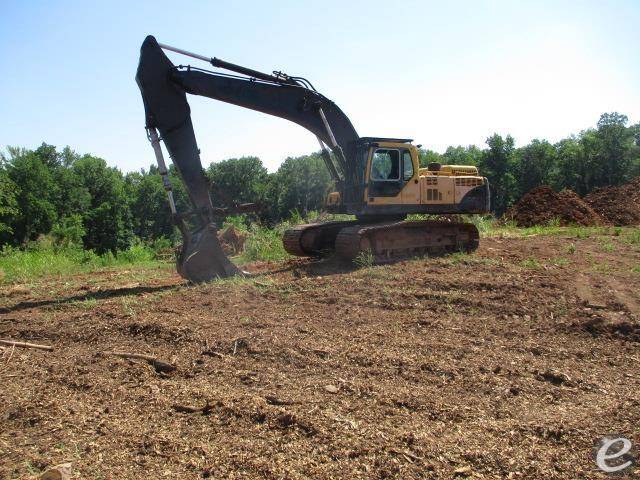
[171,68,359,175]
[136,35,360,282]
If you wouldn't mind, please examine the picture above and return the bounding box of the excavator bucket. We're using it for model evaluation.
[178,225,241,283]
[136,35,241,282]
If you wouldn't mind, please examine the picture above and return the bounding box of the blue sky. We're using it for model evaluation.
[1,0,638,172]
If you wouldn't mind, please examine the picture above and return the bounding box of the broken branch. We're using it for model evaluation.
[172,403,213,414]
[0,339,53,351]
[103,351,176,373]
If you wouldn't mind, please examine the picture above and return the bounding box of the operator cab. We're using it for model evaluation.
[326,136,489,215]
[359,137,418,199]
[369,146,415,197]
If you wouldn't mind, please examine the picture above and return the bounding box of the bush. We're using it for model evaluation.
[241,223,291,262]
[223,214,250,232]
[354,249,374,268]
[51,214,85,249]
[118,242,155,263]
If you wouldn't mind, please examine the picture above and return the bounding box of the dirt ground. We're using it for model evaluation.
[1,230,639,479]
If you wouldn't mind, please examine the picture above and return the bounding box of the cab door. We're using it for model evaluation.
[367,148,404,199]
[400,149,420,205]
[366,146,419,206]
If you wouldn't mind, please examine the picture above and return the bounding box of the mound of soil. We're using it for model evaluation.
[584,177,640,226]
[504,186,603,227]
[218,225,247,255]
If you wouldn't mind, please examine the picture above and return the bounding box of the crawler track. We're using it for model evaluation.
[335,220,479,261]
[282,221,359,257]
[284,220,479,262]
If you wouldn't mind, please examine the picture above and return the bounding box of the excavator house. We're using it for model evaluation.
[136,36,490,283]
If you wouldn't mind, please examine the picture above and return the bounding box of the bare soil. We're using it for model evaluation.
[1,231,639,479]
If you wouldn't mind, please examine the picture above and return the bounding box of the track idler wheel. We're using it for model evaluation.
[177,223,242,283]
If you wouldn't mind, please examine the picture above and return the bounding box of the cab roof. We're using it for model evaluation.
[357,137,413,144]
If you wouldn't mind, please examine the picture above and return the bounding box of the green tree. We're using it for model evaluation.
[0,169,19,243]
[554,137,587,194]
[72,155,133,253]
[4,148,58,243]
[207,156,269,207]
[271,153,332,218]
[479,134,517,215]
[34,142,61,170]
[442,145,483,166]
[628,122,640,177]
[591,112,635,187]
[51,214,85,249]
[36,146,93,219]
[126,167,177,241]
[513,139,557,196]
[417,148,443,167]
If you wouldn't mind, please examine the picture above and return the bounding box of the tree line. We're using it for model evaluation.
[0,112,638,253]
[0,144,331,253]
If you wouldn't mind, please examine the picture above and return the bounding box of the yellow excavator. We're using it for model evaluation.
[136,36,490,282]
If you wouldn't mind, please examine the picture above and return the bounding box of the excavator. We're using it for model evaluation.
[136,36,490,283]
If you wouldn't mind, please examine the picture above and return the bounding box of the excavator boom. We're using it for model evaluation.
[136,35,360,282]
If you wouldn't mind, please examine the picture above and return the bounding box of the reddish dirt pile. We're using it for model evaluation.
[584,177,640,226]
[218,224,247,255]
[504,186,603,227]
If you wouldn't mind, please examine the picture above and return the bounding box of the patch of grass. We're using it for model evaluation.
[566,226,593,239]
[632,265,640,274]
[623,228,640,246]
[24,461,41,476]
[466,215,494,233]
[303,210,355,223]
[600,240,615,253]
[485,222,617,239]
[359,265,397,280]
[484,223,555,238]
[354,249,374,268]
[205,273,265,288]
[566,243,576,254]
[447,252,470,265]
[222,214,250,231]
[120,297,137,317]
[592,262,612,274]
[546,217,562,227]
[240,223,292,262]
[71,298,98,310]
[551,257,569,266]
[0,242,162,284]
[404,214,494,234]
[520,258,542,269]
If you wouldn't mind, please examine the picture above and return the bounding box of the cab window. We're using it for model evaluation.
[402,150,414,180]
[371,149,400,181]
